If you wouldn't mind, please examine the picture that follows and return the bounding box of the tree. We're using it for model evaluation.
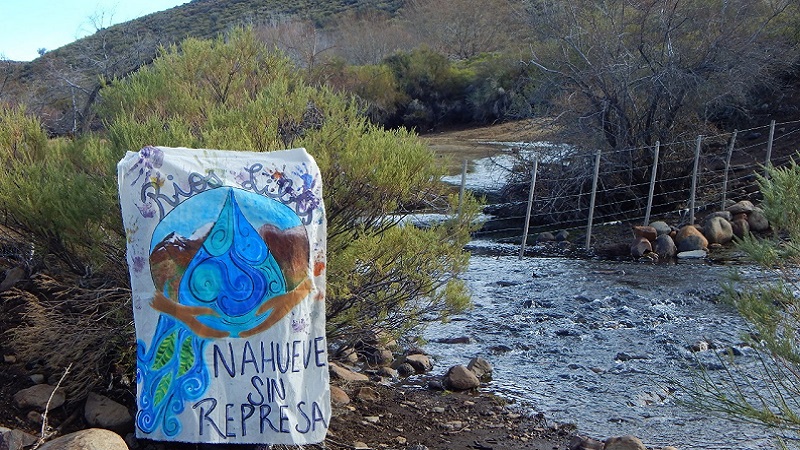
[400,0,525,60]
[97,28,478,343]
[329,10,412,65]
[526,0,798,151]
[254,18,335,69]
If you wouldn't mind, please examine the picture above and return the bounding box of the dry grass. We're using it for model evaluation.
[5,272,134,402]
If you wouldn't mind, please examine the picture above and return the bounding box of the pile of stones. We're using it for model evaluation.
[629,200,769,259]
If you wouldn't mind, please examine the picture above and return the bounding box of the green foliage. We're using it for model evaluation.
[688,160,800,441]
[0,106,122,273]
[99,28,478,341]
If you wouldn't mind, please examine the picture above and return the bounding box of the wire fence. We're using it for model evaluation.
[459,118,800,252]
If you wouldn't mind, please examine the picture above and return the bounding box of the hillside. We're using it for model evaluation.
[3,0,405,134]
[24,0,404,69]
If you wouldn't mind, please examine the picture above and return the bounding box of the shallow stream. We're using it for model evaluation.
[423,240,777,449]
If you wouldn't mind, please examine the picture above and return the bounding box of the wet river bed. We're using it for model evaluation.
[423,240,777,449]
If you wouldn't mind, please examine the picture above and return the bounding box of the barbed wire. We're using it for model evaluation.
[454,118,800,246]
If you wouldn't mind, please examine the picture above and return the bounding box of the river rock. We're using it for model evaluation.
[568,435,604,450]
[337,346,360,364]
[403,354,433,373]
[329,362,369,382]
[443,365,480,391]
[395,362,415,377]
[654,234,677,258]
[649,221,672,236]
[38,429,127,450]
[467,357,493,380]
[330,385,350,406]
[703,216,733,244]
[0,426,38,450]
[705,210,732,222]
[376,366,398,378]
[748,207,769,232]
[84,392,133,433]
[631,225,657,241]
[726,200,755,215]
[630,237,652,258]
[731,217,750,238]
[555,230,570,241]
[675,225,708,252]
[677,249,707,259]
[604,435,647,450]
[13,384,65,411]
[537,232,556,242]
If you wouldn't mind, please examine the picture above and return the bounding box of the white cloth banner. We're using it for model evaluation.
[117,146,329,444]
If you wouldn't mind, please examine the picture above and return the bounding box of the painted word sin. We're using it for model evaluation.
[192,398,328,438]
[212,337,326,378]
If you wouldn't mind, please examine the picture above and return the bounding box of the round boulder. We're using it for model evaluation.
[604,435,647,450]
[630,237,652,258]
[748,207,769,232]
[702,216,733,245]
[726,200,755,215]
[84,392,133,433]
[649,221,672,236]
[330,385,350,406]
[631,226,657,241]
[654,234,677,259]
[467,357,493,381]
[13,385,65,411]
[731,217,749,238]
[38,429,127,450]
[443,365,480,391]
[675,225,708,252]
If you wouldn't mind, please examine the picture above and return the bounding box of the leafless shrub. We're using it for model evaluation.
[6,272,133,401]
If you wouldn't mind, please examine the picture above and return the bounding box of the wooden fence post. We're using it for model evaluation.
[721,130,737,210]
[765,119,775,177]
[644,141,660,226]
[689,136,702,225]
[585,150,601,250]
[519,156,539,259]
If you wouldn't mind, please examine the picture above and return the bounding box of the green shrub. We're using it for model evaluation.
[0,107,122,274]
[99,27,479,343]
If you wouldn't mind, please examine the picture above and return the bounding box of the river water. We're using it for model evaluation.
[423,240,777,449]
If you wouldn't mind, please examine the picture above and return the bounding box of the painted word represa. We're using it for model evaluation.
[192,397,327,438]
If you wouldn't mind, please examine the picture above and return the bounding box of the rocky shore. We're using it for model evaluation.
[3,337,698,450]
[0,191,774,450]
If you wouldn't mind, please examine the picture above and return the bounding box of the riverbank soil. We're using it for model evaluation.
[326,379,573,450]
[0,351,573,449]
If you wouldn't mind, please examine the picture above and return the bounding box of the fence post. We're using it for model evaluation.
[457,159,467,218]
[519,156,539,260]
[765,119,775,177]
[644,141,660,226]
[689,136,702,225]
[585,150,601,250]
[721,130,737,210]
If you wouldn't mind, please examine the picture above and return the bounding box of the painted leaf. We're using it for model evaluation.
[154,372,173,406]
[152,331,177,371]
[177,336,195,377]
